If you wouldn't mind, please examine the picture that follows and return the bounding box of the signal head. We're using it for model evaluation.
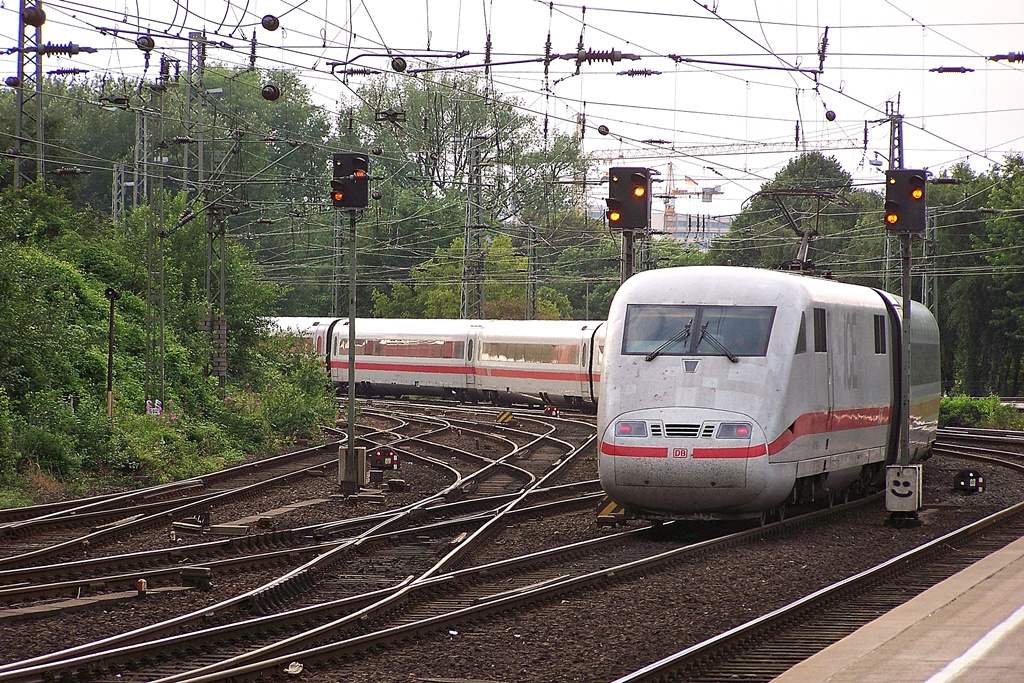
[909,173,926,201]
[605,197,623,224]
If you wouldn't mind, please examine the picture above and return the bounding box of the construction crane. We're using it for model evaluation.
[598,137,861,162]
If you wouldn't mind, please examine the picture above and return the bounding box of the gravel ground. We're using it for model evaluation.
[0,459,452,665]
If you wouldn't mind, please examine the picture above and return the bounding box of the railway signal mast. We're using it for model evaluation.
[332,152,372,494]
[884,166,927,526]
[607,167,652,283]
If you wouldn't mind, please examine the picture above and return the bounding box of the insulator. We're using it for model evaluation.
[618,69,661,77]
[391,56,408,72]
[136,35,156,52]
[344,68,375,76]
[5,76,22,88]
[566,48,636,65]
[173,136,196,144]
[261,84,280,101]
[597,125,610,136]
[54,167,83,176]
[24,6,46,27]
[261,15,280,31]
[39,42,95,56]
[47,68,89,76]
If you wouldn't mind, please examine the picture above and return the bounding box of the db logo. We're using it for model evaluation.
[672,448,689,458]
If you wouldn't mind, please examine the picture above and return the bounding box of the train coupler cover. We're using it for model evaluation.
[596,495,629,526]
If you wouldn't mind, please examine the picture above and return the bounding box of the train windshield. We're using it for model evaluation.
[622,304,776,358]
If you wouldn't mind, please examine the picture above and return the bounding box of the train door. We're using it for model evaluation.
[465,326,481,393]
[812,307,835,445]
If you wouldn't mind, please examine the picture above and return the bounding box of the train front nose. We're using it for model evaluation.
[599,408,770,515]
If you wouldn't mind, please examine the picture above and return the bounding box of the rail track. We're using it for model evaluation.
[0,400,602,681]
[7,415,1019,683]
[609,427,1024,682]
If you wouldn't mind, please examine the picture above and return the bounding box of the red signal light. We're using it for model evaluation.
[332,190,344,203]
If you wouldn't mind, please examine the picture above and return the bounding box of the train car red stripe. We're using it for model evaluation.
[330,360,597,383]
[600,442,667,458]
[692,443,768,459]
[331,361,469,374]
[767,405,891,455]
[482,367,592,382]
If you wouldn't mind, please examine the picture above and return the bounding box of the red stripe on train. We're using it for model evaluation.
[330,361,596,383]
[600,442,667,458]
[692,444,768,459]
[767,406,890,455]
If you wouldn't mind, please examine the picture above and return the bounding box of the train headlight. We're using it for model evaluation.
[615,421,648,437]
[716,423,752,439]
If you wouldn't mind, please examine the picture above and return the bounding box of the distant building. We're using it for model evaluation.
[653,208,732,252]
[585,205,732,253]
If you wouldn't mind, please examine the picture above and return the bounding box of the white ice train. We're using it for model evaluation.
[597,266,941,521]
[272,316,605,409]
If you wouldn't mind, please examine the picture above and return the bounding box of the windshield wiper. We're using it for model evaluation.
[645,320,692,362]
[698,322,739,363]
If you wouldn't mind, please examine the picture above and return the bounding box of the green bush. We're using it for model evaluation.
[0,185,336,505]
[939,395,1024,430]
[0,387,15,483]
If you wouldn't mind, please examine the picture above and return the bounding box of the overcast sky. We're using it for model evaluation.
[4,1,1022,217]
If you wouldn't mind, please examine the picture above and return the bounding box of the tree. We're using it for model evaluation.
[966,155,1024,394]
[708,153,874,274]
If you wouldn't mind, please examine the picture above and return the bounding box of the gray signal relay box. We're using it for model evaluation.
[885,464,923,512]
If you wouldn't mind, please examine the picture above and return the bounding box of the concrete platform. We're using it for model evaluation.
[773,533,1024,682]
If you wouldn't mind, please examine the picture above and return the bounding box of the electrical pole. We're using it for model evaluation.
[462,138,486,319]
[526,222,537,320]
[13,0,46,188]
[184,32,206,194]
[145,57,169,413]
[204,206,228,392]
[922,207,938,317]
